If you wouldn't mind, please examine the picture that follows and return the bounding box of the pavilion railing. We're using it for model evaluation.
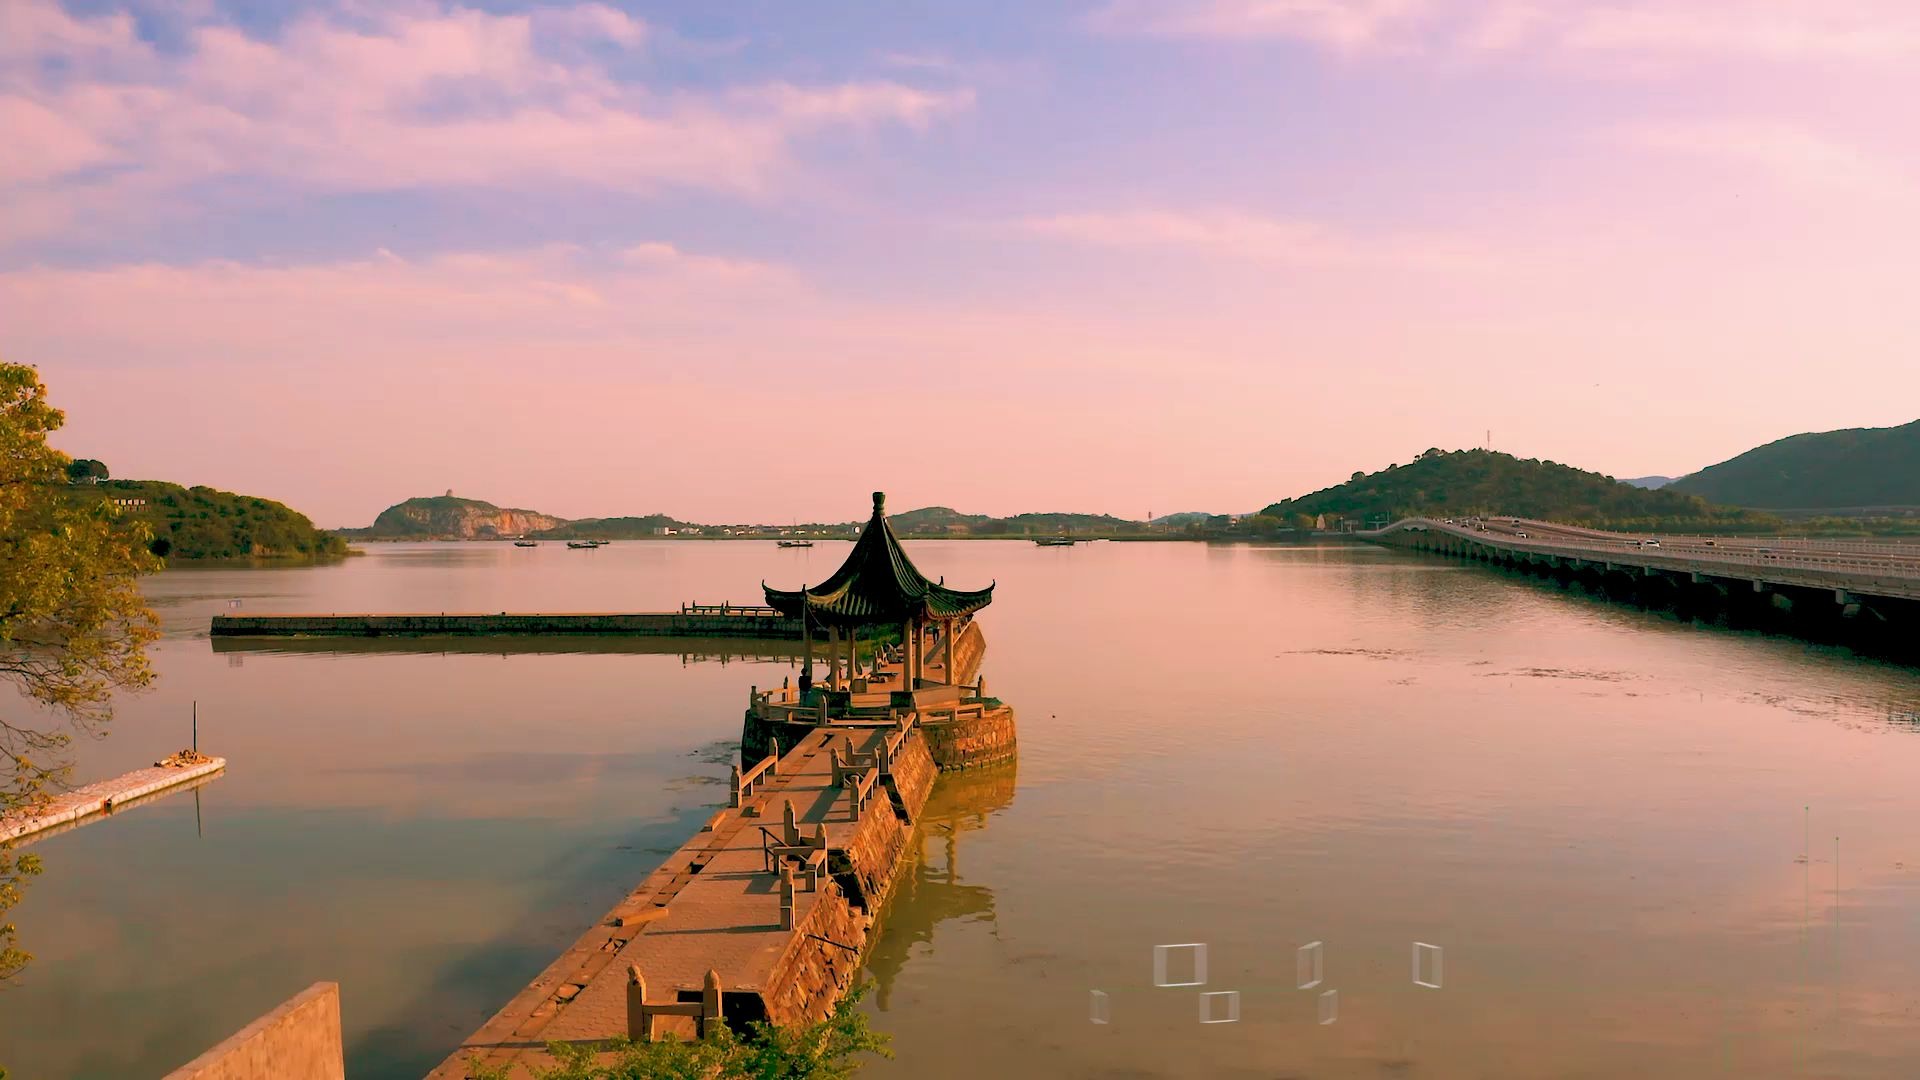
[680,603,784,617]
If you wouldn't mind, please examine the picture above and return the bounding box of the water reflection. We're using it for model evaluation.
[866,764,1016,1010]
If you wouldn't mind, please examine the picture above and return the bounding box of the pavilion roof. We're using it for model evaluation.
[764,492,994,627]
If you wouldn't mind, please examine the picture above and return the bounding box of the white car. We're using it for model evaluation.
[1640,539,1661,548]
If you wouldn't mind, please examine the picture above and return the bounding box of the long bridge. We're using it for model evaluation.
[1365,517,1920,637]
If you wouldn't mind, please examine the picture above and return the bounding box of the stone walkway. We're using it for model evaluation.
[430,724,896,1079]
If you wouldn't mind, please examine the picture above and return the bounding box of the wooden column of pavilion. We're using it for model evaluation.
[765,492,994,702]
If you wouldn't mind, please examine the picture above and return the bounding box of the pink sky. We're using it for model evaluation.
[5,0,1919,526]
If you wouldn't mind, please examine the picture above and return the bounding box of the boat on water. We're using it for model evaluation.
[777,539,814,548]
[566,540,598,549]
[513,540,539,548]
[1034,536,1078,546]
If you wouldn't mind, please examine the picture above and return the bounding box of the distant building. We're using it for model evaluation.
[112,498,146,508]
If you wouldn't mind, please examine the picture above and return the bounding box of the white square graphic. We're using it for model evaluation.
[1296,940,1324,990]
[1153,943,1207,988]
[1318,989,1339,1025]
[1199,991,1240,1024]
[1413,942,1443,989]
[1089,990,1110,1025]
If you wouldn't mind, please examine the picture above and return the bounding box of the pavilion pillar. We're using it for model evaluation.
[849,626,860,680]
[901,617,913,685]
[799,592,813,693]
[942,618,955,684]
[828,625,841,688]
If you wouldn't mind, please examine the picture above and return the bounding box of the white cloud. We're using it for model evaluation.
[1024,209,1489,270]
[1088,0,1920,62]
[1616,122,1916,201]
[0,0,971,248]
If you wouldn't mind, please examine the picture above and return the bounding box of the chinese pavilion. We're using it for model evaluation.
[764,492,993,693]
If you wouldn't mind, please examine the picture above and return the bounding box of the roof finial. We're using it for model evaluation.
[872,491,886,514]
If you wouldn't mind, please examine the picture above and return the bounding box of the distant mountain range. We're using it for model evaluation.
[1666,419,1920,510]
[343,420,1920,544]
[343,496,1146,539]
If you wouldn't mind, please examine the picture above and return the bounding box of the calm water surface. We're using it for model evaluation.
[4,540,1920,1078]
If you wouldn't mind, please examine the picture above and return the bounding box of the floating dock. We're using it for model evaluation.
[210,605,802,639]
[0,756,226,845]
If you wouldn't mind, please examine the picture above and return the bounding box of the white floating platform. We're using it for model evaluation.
[0,757,226,844]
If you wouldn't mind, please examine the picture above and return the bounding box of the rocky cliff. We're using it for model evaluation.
[360,496,565,539]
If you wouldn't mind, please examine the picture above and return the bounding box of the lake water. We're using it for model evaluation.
[5,539,1920,1078]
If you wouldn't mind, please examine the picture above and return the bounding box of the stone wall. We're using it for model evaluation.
[164,982,344,1080]
[760,731,936,1028]
[761,880,872,1027]
[950,620,987,685]
[920,704,1019,770]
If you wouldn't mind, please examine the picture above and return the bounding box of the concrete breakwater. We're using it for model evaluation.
[211,607,802,639]
[1,755,226,845]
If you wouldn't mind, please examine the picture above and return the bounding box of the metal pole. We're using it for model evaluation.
[193,700,198,753]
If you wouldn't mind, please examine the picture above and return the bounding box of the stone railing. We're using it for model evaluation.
[728,739,780,808]
[626,967,723,1042]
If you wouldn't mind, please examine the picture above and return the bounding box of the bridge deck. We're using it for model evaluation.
[1371,518,1920,603]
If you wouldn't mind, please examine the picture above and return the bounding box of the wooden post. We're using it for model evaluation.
[782,800,799,846]
[701,970,723,1039]
[627,965,650,1042]
[769,737,780,776]
[729,764,742,808]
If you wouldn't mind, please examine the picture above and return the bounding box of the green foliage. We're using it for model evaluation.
[537,515,695,540]
[64,458,107,482]
[1,362,162,987]
[1265,449,1777,532]
[469,986,890,1080]
[67,480,348,559]
[1666,419,1920,510]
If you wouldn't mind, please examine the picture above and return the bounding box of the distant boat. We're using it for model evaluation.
[1034,536,1077,547]
[566,540,597,549]
[778,540,814,548]
[513,540,539,548]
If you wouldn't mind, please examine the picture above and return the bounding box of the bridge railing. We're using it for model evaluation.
[1392,519,1920,585]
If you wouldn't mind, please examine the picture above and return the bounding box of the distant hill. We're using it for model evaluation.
[888,506,1140,536]
[535,515,699,540]
[1262,449,1771,529]
[1151,511,1215,527]
[348,495,564,539]
[1667,420,1920,510]
[1622,475,1673,490]
[70,479,348,559]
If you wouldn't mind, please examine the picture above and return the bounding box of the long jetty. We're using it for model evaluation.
[0,756,226,845]
[210,604,801,639]
[429,633,1012,1078]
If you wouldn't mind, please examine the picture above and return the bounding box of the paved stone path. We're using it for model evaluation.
[430,725,894,1079]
